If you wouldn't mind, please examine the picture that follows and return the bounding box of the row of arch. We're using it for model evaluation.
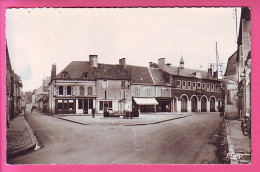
[173,94,221,113]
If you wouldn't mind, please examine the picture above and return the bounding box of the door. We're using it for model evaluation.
[181,96,188,112]
[201,97,207,112]
[210,97,215,112]
[191,97,197,112]
[83,99,89,114]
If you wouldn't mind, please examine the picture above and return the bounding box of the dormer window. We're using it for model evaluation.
[62,72,68,79]
[82,72,88,79]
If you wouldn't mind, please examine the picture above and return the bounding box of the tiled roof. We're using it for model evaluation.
[56,61,130,80]
[163,65,216,80]
[149,68,169,85]
[127,65,154,84]
[224,51,238,76]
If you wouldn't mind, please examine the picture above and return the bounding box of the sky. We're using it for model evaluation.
[6,7,241,92]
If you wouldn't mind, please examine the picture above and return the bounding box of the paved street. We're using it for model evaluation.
[8,111,223,164]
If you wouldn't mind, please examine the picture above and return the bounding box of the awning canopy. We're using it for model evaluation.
[134,98,158,105]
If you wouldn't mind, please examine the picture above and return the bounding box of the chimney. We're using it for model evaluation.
[208,68,212,77]
[213,71,218,78]
[89,55,98,68]
[149,62,153,67]
[158,58,165,70]
[51,64,56,80]
[121,58,126,69]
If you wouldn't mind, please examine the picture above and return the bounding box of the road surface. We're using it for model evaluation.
[8,111,222,164]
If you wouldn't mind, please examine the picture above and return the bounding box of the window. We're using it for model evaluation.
[177,80,181,88]
[59,86,63,95]
[103,80,107,89]
[88,87,93,95]
[211,84,214,91]
[82,72,88,79]
[146,88,151,97]
[104,90,107,99]
[202,83,206,89]
[187,81,191,89]
[135,88,140,96]
[100,101,113,110]
[80,86,85,95]
[67,86,72,95]
[193,82,196,90]
[197,82,201,89]
[166,89,170,97]
[121,89,126,99]
[62,72,68,79]
[215,84,218,92]
[121,81,126,88]
[207,83,210,91]
[78,99,83,109]
[182,81,187,89]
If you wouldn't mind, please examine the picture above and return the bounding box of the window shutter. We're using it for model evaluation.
[71,86,74,95]
[64,86,67,95]
[56,86,59,95]
[92,87,96,95]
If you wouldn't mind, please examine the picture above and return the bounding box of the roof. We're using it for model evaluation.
[224,51,238,76]
[149,68,169,85]
[163,65,216,80]
[56,61,130,80]
[127,65,154,84]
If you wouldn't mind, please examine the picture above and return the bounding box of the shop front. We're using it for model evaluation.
[55,99,76,114]
[133,97,159,112]
[156,98,172,112]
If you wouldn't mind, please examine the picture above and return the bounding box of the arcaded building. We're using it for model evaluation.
[48,55,223,114]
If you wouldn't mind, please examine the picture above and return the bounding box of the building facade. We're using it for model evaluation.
[237,7,251,118]
[151,57,223,113]
[49,56,131,114]
[48,55,223,115]
[224,51,240,119]
[6,45,23,124]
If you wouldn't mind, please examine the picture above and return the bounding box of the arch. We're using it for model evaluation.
[201,96,207,112]
[181,95,188,112]
[191,95,198,112]
[210,97,216,112]
[180,94,189,101]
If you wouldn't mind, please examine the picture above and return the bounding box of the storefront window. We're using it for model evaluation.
[78,99,83,109]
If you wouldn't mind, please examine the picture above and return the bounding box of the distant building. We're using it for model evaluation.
[150,57,223,113]
[6,45,23,123]
[33,77,51,113]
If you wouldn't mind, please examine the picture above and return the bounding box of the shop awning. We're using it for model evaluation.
[133,98,158,105]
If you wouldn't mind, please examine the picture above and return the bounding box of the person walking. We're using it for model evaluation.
[92,107,96,118]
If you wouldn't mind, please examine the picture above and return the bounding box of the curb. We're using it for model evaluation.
[225,119,238,164]
[7,116,37,160]
[54,115,190,126]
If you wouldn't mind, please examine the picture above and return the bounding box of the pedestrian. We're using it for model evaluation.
[92,107,95,118]
[220,105,225,117]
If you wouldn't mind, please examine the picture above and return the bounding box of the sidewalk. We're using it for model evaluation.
[225,119,251,164]
[6,111,37,159]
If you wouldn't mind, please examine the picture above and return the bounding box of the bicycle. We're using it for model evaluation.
[241,115,251,137]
